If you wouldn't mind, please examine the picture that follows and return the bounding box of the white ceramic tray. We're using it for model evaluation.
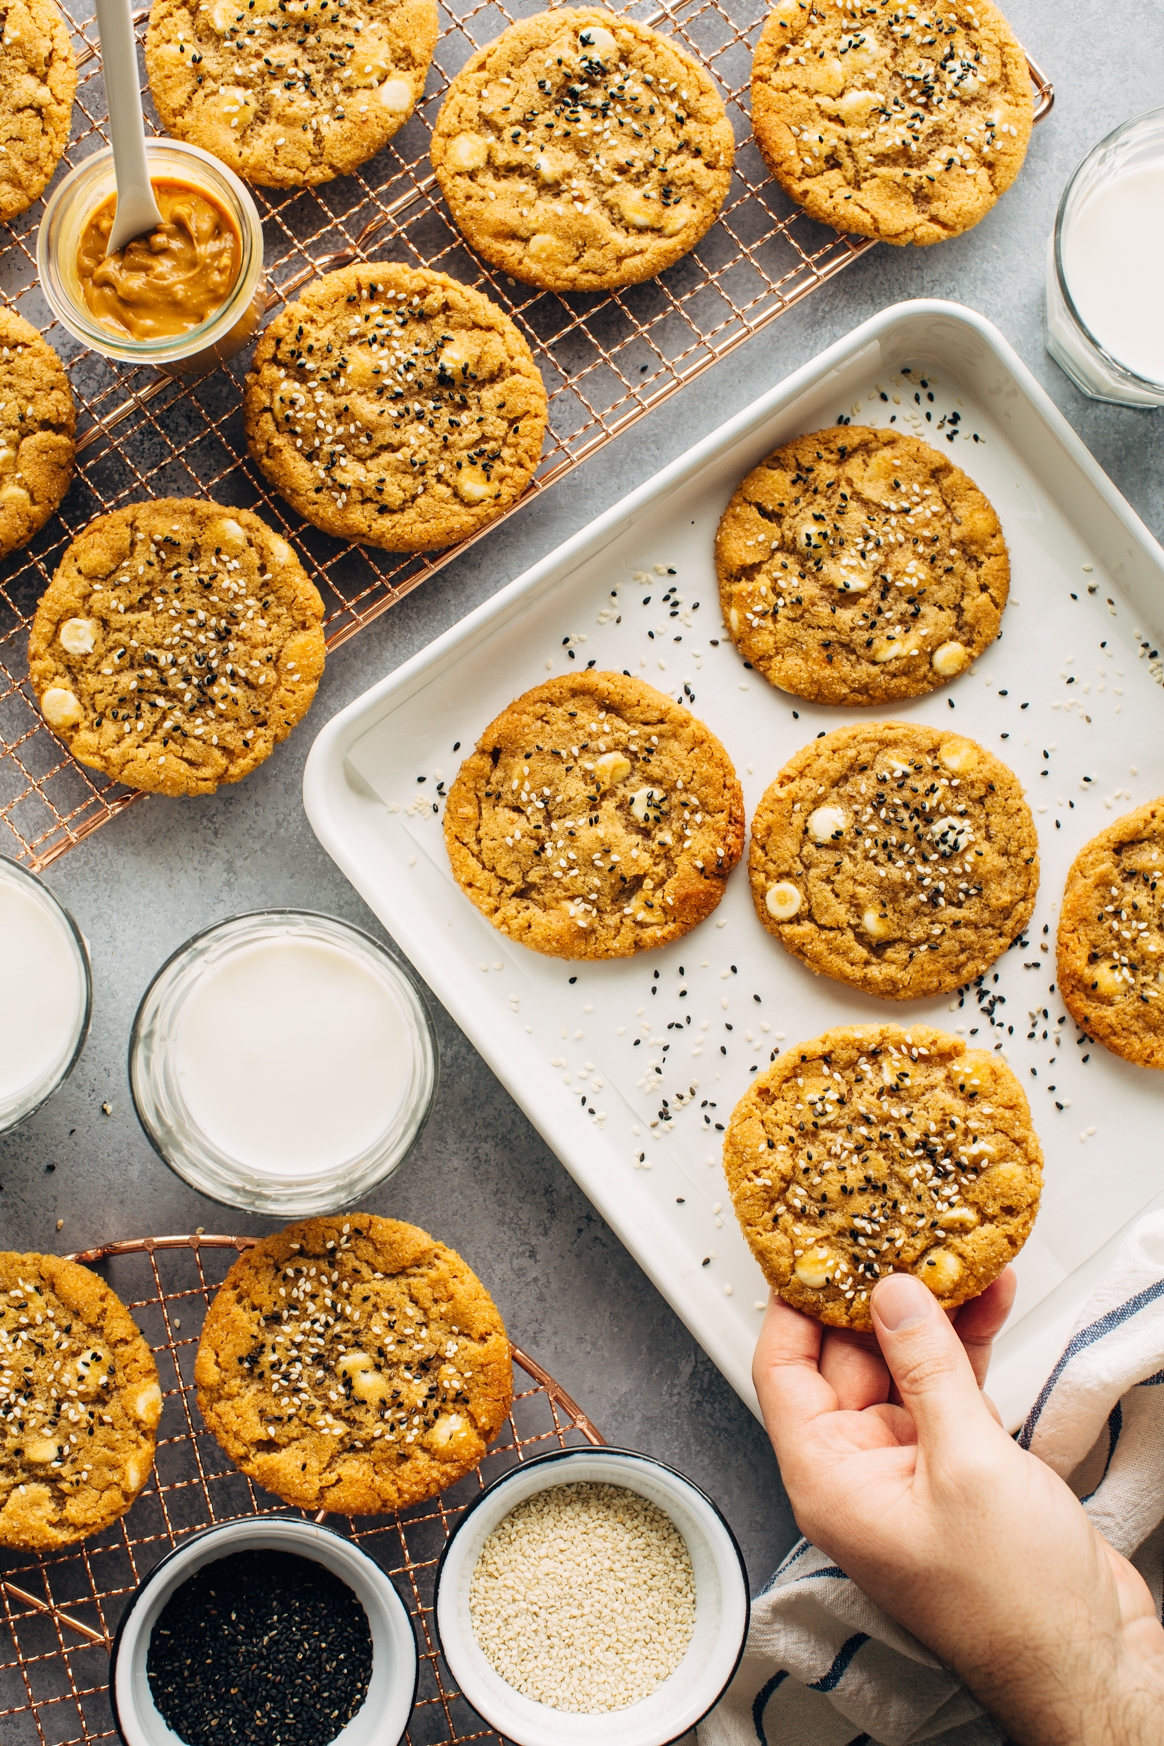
[304,300,1164,1433]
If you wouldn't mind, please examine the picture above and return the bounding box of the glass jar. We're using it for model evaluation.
[1045,108,1164,408]
[129,910,438,1215]
[38,139,267,378]
[0,857,92,1133]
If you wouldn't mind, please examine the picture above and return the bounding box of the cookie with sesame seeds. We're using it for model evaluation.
[244,262,547,553]
[724,1023,1043,1328]
[0,1251,162,1551]
[430,8,735,293]
[749,721,1038,999]
[145,0,437,190]
[1057,799,1164,1071]
[715,425,1009,707]
[751,0,1032,248]
[194,1215,513,1515]
[444,670,745,960]
[0,307,75,561]
[27,499,326,799]
[0,0,76,224]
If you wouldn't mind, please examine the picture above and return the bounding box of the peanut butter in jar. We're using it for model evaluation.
[76,179,242,341]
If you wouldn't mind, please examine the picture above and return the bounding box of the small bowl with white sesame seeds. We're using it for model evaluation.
[434,1446,749,1746]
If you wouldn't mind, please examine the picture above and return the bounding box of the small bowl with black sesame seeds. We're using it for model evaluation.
[110,1515,418,1746]
[434,1446,749,1746]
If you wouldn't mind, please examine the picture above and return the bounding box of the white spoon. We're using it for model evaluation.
[93,0,163,254]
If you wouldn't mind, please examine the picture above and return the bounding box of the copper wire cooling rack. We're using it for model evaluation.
[0,1,1054,871]
[0,1233,605,1746]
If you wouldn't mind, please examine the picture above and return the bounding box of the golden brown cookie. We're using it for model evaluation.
[1058,799,1164,1070]
[430,8,735,292]
[724,1024,1043,1328]
[715,425,1008,706]
[28,499,325,798]
[194,1216,513,1515]
[0,1252,162,1551]
[0,0,76,223]
[244,262,547,553]
[751,0,1032,247]
[749,722,1038,999]
[145,0,437,188]
[0,308,74,559]
[445,670,745,960]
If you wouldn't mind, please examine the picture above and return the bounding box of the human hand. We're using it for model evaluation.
[754,1271,1164,1746]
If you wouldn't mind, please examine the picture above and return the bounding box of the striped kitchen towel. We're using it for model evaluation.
[699,1211,1164,1746]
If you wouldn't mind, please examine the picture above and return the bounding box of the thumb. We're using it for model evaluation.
[871,1274,994,1448]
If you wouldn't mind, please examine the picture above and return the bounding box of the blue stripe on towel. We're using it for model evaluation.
[1081,1401,1123,1503]
[1019,1275,1164,1448]
[752,1669,789,1743]
[802,1566,850,1582]
[1139,1368,1164,1386]
[809,1632,870,1692]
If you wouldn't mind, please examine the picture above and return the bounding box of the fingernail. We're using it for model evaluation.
[873,1274,935,1332]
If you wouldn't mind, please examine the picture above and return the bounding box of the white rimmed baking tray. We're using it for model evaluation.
[304,299,1164,1433]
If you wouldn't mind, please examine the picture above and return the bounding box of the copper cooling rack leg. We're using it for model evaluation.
[0,1580,110,1647]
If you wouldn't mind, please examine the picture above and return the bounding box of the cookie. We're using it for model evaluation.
[194,1215,513,1515]
[724,1023,1043,1328]
[751,0,1032,247]
[749,722,1038,999]
[145,0,436,189]
[1057,799,1164,1070]
[28,499,326,799]
[444,670,745,960]
[0,1252,162,1551]
[0,0,76,224]
[244,262,547,553]
[430,8,735,293]
[715,425,1008,707]
[0,308,75,560]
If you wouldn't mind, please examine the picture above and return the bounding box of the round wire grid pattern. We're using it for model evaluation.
[0,1234,605,1746]
[0,0,1053,871]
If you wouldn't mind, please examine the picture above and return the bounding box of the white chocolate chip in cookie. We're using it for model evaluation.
[938,1207,979,1232]
[766,881,801,921]
[862,906,894,940]
[918,1248,963,1294]
[133,1380,163,1426]
[794,1248,833,1289]
[455,466,491,504]
[527,232,576,269]
[616,188,661,231]
[208,516,248,554]
[447,131,489,171]
[1092,962,1129,999]
[808,805,846,843]
[426,1410,474,1454]
[932,640,968,677]
[24,1438,58,1464]
[534,153,562,186]
[577,23,617,61]
[40,687,82,730]
[269,537,292,566]
[871,634,920,663]
[59,617,99,655]
[939,739,977,773]
[629,786,666,825]
[594,750,632,787]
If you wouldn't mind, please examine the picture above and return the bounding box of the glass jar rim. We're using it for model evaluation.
[129,908,439,1215]
[0,855,93,1133]
[1052,104,1164,395]
[37,138,266,366]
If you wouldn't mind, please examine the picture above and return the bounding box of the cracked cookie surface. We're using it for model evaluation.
[751,0,1032,247]
[0,0,76,223]
[724,1024,1042,1328]
[715,425,1008,706]
[445,671,745,960]
[145,0,436,188]
[244,262,547,552]
[0,307,74,560]
[431,8,735,292]
[749,721,1038,999]
[28,499,325,798]
[194,1216,513,1514]
[1058,799,1164,1071]
[0,1252,162,1551]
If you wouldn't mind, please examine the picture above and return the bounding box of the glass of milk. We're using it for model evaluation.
[130,911,438,1214]
[1046,107,1164,407]
[0,857,92,1133]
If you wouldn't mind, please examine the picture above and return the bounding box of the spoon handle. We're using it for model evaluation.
[93,0,163,253]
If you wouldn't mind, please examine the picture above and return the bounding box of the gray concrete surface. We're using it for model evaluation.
[4,0,1164,1594]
